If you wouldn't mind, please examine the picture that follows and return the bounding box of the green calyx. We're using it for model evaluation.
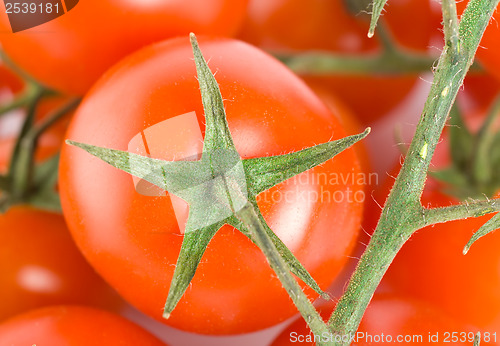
[431,102,500,200]
[68,33,370,319]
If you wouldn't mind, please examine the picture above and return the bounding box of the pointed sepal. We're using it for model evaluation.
[163,222,223,318]
[190,33,236,153]
[368,0,388,38]
[463,212,500,255]
[243,128,370,195]
[66,140,199,194]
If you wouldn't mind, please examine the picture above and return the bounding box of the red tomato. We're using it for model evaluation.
[0,305,165,345]
[306,81,371,174]
[0,207,123,322]
[272,294,472,346]
[237,0,436,123]
[59,36,364,334]
[458,72,500,118]
[0,0,249,95]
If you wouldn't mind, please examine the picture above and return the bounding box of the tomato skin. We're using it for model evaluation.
[458,72,500,118]
[0,207,123,322]
[306,81,371,174]
[0,305,165,345]
[0,0,249,95]
[272,294,469,346]
[0,64,24,96]
[237,0,435,123]
[59,37,364,334]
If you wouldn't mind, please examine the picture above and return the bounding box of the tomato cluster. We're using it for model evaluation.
[0,0,499,344]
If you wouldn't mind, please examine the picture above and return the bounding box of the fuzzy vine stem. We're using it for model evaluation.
[423,198,500,226]
[235,203,331,342]
[278,36,434,76]
[327,0,500,342]
[442,0,460,54]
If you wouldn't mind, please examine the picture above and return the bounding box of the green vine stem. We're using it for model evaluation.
[0,96,79,212]
[0,81,42,117]
[10,97,79,198]
[327,0,500,342]
[278,27,435,76]
[234,203,331,338]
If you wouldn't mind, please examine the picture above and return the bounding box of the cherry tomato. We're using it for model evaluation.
[458,72,500,118]
[0,305,165,345]
[272,294,471,346]
[0,0,249,95]
[59,36,364,334]
[0,206,123,322]
[306,80,371,174]
[237,0,436,123]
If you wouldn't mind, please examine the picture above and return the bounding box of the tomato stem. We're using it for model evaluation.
[234,203,332,340]
[0,81,42,118]
[278,42,436,76]
[327,0,500,342]
[2,95,77,211]
[442,0,460,56]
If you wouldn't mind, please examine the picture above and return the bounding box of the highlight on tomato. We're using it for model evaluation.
[59,35,365,334]
[237,0,437,123]
[0,305,166,345]
[0,0,249,95]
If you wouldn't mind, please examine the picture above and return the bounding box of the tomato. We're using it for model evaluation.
[0,305,165,345]
[59,36,364,334]
[306,81,371,174]
[237,0,436,123]
[0,206,123,322]
[458,72,500,118]
[0,0,249,95]
[272,294,471,346]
